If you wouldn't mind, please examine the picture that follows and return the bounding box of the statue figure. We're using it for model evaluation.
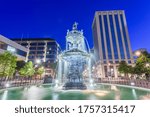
[72,22,78,30]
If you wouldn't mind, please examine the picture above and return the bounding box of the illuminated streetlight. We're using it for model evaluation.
[146,63,150,67]
[5,83,10,88]
[36,59,41,64]
[135,51,141,57]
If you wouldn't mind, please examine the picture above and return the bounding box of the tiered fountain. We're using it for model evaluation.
[56,22,92,90]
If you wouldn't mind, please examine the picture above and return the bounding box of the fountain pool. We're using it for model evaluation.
[0,84,150,100]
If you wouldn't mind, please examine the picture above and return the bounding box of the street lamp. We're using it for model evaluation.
[146,63,150,67]
[135,51,141,57]
[36,59,41,64]
[108,62,111,79]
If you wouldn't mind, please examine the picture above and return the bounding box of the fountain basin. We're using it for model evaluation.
[0,84,150,100]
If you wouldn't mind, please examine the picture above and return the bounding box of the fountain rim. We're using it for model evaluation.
[1,83,150,93]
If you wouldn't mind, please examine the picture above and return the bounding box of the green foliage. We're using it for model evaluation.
[0,51,17,77]
[118,61,130,76]
[118,51,150,79]
[35,67,44,75]
[19,61,35,77]
[133,63,145,75]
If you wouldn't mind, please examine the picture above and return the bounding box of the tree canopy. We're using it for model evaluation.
[0,51,17,78]
[19,61,35,77]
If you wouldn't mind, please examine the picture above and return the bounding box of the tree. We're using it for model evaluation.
[118,61,131,78]
[19,61,35,77]
[135,52,150,79]
[35,66,45,79]
[0,51,17,78]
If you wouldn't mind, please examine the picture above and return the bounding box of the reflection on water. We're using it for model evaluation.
[0,84,150,100]
[132,89,137,99]
[22,86,46,100]
[1,90,8,100]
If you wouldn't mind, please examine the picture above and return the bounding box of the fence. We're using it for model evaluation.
[97,78,150,89]
[0,77,44,89]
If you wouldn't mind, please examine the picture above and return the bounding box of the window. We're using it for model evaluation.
[37,51,44,54]
[30,47,36,50]
[104,15,112,59]
[29,51,36,54]
[109,15,119,59]
[37,47,44,50]
[99,15,106,59]
[38,42,45,46]
[120,14,131,59]
[115,14,125,59]
[21,43,28,46]
[30,43,37,46]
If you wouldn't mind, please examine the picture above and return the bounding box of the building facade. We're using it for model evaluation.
[0,35,28,61]
[13,38,61,78]
[13,38,60,63]
[92,10,134,78]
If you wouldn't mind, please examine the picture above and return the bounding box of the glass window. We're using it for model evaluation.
[28,56,34,59]
[36,56,44,59]
[115,14,125,59]
[38,42,45,46]
[104,15,112,59]
[21,43,28,46]
[99,15,106,60]
[120,14,130,59]
[30,47,36,50]
[30,43,37,46]
[37,47,44,50]
[37,51,44,54]
[29,51,36,54]
[17,49,27,57]
[109,15,119,59]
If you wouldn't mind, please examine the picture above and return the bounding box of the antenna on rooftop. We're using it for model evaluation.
[21,33,24,42]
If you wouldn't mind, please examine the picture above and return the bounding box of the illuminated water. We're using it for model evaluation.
[0,84,150,100]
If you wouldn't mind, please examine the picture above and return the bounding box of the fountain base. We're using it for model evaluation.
[63,82,87,90]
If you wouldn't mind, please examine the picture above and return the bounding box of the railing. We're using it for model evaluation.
[97,78,150,89]
[0,77,44,89]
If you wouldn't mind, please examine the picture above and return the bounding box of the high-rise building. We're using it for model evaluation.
[13,38,61,63]
[92,10,134,78]
[0,35,28,61]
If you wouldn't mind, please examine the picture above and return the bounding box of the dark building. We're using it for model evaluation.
[12,38,61,64]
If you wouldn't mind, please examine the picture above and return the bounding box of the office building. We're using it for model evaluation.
[0,35,28,61]
[13,38,61,78]
[92,10,134,78]
[13,38,61,63]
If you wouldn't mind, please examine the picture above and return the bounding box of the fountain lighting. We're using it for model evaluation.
[1,90,8,100]
[131,82,135,86]
[132,89,137,99]
[55,22,92,90]
[5,83,10,88]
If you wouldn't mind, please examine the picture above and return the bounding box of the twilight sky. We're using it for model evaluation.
[0,0,150,51]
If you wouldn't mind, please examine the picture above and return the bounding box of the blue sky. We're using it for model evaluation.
[0,0,150,51]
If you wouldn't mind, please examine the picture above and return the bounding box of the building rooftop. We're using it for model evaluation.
[11,38,55,41]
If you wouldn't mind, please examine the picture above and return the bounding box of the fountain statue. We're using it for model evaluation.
[56,22,92,90]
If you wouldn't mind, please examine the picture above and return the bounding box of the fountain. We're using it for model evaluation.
[1,23,150,99]
[56,22,92,90]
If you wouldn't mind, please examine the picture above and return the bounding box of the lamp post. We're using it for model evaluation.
[135,51,141,57]
[36,59,41,65]
[108,62,111,79]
